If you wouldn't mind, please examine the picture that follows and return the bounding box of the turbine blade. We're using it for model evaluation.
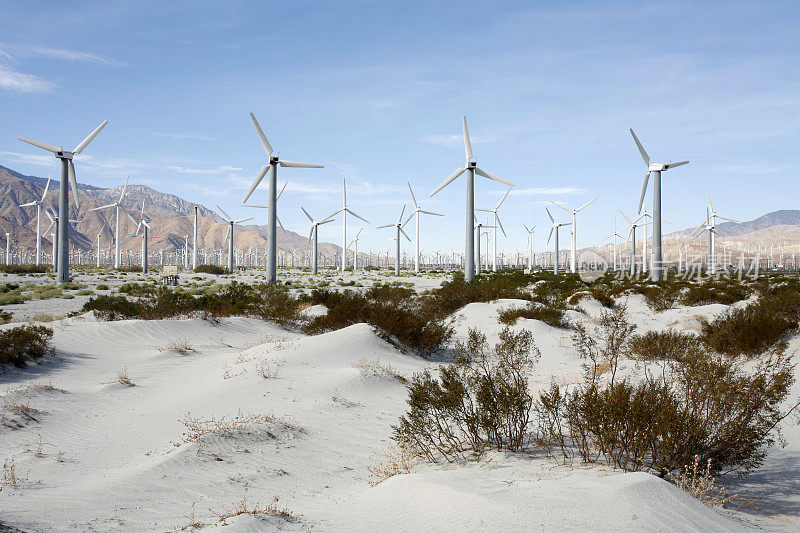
[716,215,739,223]
[618,210,632,224]
[308,227,314,242]
[475,167,514,187]
[475,208,493,213]
[217,205,232,221]
[301,206,314,223]
[44,221,55,235]
[318,218,334,225]
[326,207,344,220]
[68,160,80,210]
[377,223,394,229]
[73,120,108,154]
[665,160,689,169]
[242,164,269,204]
[343,178,347,206]
[577,196,599,212]
[19,201,38,208]
[496,187,512,210]
[419,210,443,216]
[42,176,51,200]
[279,160,324,168]
[546,207,554,223]
[496,215,507,238]
[397,204,406,225]
[402,211,415,227]
[550,200,570,213]
[18,137,61,153]
[250,112,273,155]
[354,228,363,239]
[547,227,553,244]
[399,227,411,242]
[235,217,255,223]
[277,216,284,230]
[706,188,715,213]
[523,222,530,233]
[407,182,418,208]
[277,181,288,201]
[462,115,473,160]
[629,128,650,165]
[347,208,369,224]
[44,209,54,223]
[430,167,465,197]
[637,171,650,214]
[91,203,117,211]
[119,175,129,203]
[243,204,268,208]
[124,210,138,225]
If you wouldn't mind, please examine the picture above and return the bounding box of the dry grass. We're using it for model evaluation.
[256,359,278,379]
[160,339,197,356]
[1,459,39,490]
[116,368,136,387]
[368,438,419,486]
[355,358,407,383]
[331,395,362,408]
[211,496,299,526]
[672,456,737,507]
[174,410,304,452]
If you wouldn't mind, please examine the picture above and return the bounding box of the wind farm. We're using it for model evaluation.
[1,2,800,532]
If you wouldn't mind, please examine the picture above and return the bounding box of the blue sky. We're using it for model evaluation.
[1,1,799,255]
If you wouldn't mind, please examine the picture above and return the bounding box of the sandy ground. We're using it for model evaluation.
[0,274,798,531]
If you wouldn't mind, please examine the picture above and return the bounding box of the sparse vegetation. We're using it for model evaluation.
[194,264,225,275]
[0,324,54,368]
[116,368,136,386]
[498,302,569,328]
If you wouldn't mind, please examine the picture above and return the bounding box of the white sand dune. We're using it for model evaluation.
[0,297,797,531]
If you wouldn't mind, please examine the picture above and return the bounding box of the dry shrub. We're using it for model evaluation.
[0,324,53,368]
[161,339,196,356]
[630,330,701,362]
[116,368,136,386]
[368,437,419,486]
[256,359,278,379]
[211,496,298,526]
[572,305,636,385]
[175,410,303,451]
[498,303,569,328]
[394,327,538,462]
[356,359,407,383]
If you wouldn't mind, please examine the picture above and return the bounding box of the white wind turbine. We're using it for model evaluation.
[630,128,689,281]
[91,176,130,269]
[378,205,411,276]
[546,208,571,275]
[550,197,598,273]
[523,223,536,270]
[477,187,513,272]
[404,182,443,273]
[0,223,10,266]
[429,115,515,282]
[242,112,323,284]
[42,203,79,270]
[473,216,495,275]
[602,218,625,271]
[18,175,51,265]
[300,206,334,275]
[327,178,369,272]
[348,228,363,273]
[217,205,254,273]
[130,200,151,273]
[691,189,738,275]
[18,120,107,283]
[620,210,649,275]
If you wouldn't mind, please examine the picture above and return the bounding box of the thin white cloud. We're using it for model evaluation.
[510,186,588,196]
[0,151,54,166]
[711,163,790,175]
[423,133,500,149]
[0,63,53,93]
[168,165,245,175]
[27,47,123,66]
[180,182,230,198]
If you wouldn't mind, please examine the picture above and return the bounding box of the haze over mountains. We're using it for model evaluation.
[0,162,796,259]
[0,164,341,258]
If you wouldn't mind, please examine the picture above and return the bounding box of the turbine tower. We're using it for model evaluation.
[130,200,151,273]
[546,207,571,275]
[0,224,10,266]
[477,187,513,272]
[523,223,536,270]
[429,115,514,282]
[18,120,107,282]
[192,206,199,270]
[242,112,323,284]
[327,179,369,272]
[630,128,689,281]
[550,197,598,273]
[378,205,411,276]
[620,210,649,276]
[217,205,253,273]
[301,207,334,275]
[404,182,443,273]
[18,175,51,265]
[348,228,363,273]
[91,176,130,269]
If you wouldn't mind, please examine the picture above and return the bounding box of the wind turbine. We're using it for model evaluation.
[404,182,443,273]
[550,197,598,273]
[546,208,571,275]
[327,178,369,272]
[244,182,288,230]
[691,189,738,275]
[217,205,253,273]
[0,223,10,266]
[18,120,107,283]
[42,203,79,270]
[348,228,364,273]
[429,115,515,282]
[242,112,323,284]
[523,223,536,270]
[620,210,649,276]
[301,207,334,275]
[602,218,625,271]
[129,200,151,273]
[192,206,199,270]
[378,205,411,276]
[477,187,513,272]
[630,128,689,281]
[91,176,130,270]
[18,175,51,265]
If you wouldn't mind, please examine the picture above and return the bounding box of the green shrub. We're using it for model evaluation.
[638,282,683,311]
[0,324,54,367]
[96,284,110,291]
[0,264,50,274]
[117,265,143,273]
[681,278,751,307]
[194,265,225,275]
[0,309,12,324]
[498,303,569,329]
[394,327,538,461]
